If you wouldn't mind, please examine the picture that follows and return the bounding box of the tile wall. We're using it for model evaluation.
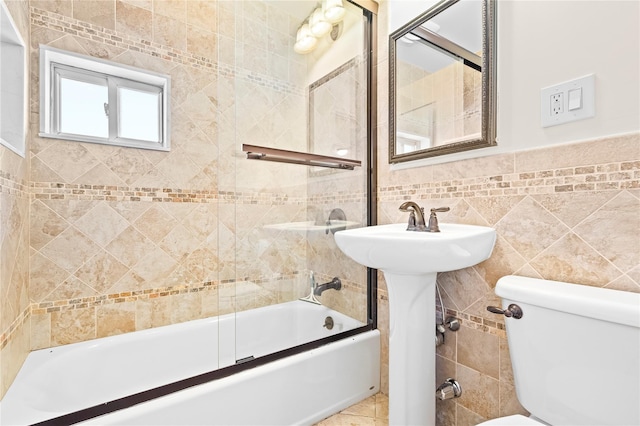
[377,3,640,424]
[28,0,227,350]
[376,133,640,424]
[1,0,371,400]
[0,0,30,399]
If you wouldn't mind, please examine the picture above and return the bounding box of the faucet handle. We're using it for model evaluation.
[427,207,450,232]
[431,207,450,213]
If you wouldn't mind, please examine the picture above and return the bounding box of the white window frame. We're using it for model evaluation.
[39,45,171,151]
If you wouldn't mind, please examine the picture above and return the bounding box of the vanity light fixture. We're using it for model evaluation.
[323,0,346,23]
[294,1,347,54]
[310,7,332,37]
[294,22,318,54]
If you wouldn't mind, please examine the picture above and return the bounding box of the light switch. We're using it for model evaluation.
[540,74,595,127]
[568,87,582,111]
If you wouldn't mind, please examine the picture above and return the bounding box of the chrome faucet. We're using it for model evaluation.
[399,201,427,231]
[399,202,450,232]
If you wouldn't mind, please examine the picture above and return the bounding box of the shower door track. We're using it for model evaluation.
[31,324,375,426]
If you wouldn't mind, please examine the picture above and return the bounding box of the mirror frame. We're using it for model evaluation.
[389,0,497,163]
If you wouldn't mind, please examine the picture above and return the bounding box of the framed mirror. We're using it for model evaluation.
[389,0,496,163]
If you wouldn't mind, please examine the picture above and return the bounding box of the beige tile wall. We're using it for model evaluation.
[376,132,640,424]
[377,2,639,422]
[0,0,31,400]
[375,133,640,424]
[27,0,228,351]
[25,0,322,349]
[0,1,370,398]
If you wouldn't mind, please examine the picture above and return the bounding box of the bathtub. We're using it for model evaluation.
[0,301,380,425]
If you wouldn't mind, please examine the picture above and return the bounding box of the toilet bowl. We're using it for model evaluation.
[477,276,640,426]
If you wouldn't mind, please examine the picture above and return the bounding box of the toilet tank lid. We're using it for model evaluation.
[496,276,640,328]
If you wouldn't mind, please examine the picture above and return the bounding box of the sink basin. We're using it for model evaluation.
[335,222,496,275]
[334,222,496,425]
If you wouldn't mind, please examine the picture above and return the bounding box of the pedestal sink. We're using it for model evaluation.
[334,223,496,425]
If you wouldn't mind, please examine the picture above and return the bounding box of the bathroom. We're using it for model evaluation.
[0,0,638,424]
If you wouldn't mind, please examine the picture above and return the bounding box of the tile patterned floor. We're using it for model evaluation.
[315,393,389,426]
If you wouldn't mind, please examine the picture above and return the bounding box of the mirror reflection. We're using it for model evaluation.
[389,0,496,163]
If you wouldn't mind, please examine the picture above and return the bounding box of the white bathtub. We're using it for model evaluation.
[0,301,380,425]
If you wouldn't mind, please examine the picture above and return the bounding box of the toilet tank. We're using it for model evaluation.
[496,276,640,426]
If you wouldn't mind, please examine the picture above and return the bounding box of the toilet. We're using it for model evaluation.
[478,275,640,426]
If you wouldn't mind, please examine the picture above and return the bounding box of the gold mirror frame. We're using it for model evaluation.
[389,0,496,163]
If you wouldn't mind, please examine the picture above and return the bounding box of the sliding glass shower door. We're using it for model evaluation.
[227,0,374,365]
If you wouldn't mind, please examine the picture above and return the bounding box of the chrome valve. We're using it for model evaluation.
[436,378,462,401]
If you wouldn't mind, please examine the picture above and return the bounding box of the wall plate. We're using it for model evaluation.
[541,74,595,128]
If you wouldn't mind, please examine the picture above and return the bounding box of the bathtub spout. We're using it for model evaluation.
[313,277,342,296]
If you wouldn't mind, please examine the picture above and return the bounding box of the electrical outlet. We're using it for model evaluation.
[541,74,595,128]
[551,93,563,115]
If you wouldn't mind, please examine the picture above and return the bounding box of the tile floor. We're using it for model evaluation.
[315,393,389,425]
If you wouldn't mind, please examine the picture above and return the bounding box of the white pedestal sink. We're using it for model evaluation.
[335,223,496,425]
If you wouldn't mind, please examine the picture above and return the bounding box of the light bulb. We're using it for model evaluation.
[310,8,331,37]
[323,0,346,24]
[293,23,317,54]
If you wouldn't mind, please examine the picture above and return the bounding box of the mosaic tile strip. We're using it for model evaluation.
[0,172,29,198]
[31,281,220,315]
[30,7,303,95]
[31,7,218,68]
[379,160,640,201]
[308,192,366,205]
[442,308,506,339]
[0,307,30,350]
[30,182,312,205]
[2,272,305,348]
[29,271,363,317]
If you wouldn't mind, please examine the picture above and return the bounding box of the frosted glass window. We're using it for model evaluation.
[40,46,171,151]
[59,77,109,138]
[118,87,160,143]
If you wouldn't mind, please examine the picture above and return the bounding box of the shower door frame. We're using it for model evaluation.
[36,2,378,424]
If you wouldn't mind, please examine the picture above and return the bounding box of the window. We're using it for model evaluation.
[40,46,170,151]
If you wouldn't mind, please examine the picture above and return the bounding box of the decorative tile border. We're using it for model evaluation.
[0,307,30,351]
[31,281,219,315]
[29,182,369,205]
[30,182,314,205]
[2,273,306,349]
[30,7,304,96]
[30,182,219,203]
[0,269,371,348]
[379,160,640,201]
[440,307,507,339]
[309,191,366,205]
[0,171,29,198]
